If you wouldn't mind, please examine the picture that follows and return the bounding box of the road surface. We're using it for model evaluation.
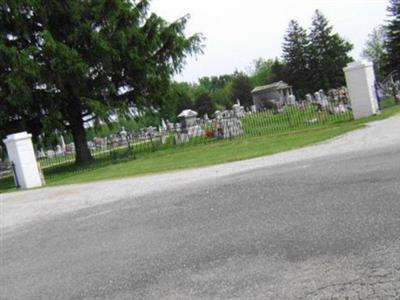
[1,116,400,299]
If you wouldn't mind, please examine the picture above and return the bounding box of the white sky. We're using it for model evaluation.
[151,0,389,83]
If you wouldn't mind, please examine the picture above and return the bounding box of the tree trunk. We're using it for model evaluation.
[68,104,93,165]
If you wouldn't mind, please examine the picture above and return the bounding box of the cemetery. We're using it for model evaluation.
[1,0,400,194]
[2,89,352,173]
[1,60,399,193]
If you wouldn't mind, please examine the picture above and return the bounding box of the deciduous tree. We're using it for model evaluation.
[249,58,275,86]
[194,92,215,117]
[230,72,254,108]
[362,26,387,81]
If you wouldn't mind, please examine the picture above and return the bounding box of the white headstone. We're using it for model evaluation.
[319,90,329,107]
[314,92,322,103]
[343,61,379,119]
[3,132,43,189]
[161,119,168,131]
[287,94,296,105]
[55,145,63,156]
[59,134,66,153]
[46,150,56,158]
[232,104,245,118]
[36,149,46,159]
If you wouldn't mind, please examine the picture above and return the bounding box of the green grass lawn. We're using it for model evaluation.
[1,104,399,193]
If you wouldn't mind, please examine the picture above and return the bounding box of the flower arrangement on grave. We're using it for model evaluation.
[203,123,216,138]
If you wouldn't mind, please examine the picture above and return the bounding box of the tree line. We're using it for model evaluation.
[160,10,354,121]
[163,1,400,121]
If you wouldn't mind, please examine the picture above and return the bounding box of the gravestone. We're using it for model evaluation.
[65,143,75,154]
[343,61,379,119]
[287,94,296,105]
[161,119,168,131]
[232,104,245,118]
[59,134,66,153]
[319,90,329,108]
[46,150,56,159]
[177,109,204,140]
[159,126,167,145]
[36,149,46,159]
[3,132,44,189]
[314,91,322,103]
[55,145,64,156]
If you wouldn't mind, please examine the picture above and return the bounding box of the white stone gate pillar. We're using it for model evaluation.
[343,61,379,119]
[3,132,43,189]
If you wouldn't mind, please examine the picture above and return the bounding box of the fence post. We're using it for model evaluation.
[3,132,43,189]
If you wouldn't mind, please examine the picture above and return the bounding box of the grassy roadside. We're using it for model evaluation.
[1,105,399,193]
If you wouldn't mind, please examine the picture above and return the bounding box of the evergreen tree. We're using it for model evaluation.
[308,10,353,91]
[282,20,310,97]
[0,0,202,164]
[385,0,400,76]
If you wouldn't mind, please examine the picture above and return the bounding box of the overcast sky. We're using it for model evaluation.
[151,0,388,83]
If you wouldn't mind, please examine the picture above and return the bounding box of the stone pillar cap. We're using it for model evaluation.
[3,131,32,144]
[343,60,373,72]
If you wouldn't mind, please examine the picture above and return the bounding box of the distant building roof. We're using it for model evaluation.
[178,109,198,118]
[251,81,291,95]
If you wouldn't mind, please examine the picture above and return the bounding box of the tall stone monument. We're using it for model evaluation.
[3,132,44,189]
[343,61,379,119]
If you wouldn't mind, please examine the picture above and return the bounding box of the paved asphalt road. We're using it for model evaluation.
[1,136,400,299]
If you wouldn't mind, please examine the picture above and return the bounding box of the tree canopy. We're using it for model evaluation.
[230,72,254,108]
[249,58,276,87]
[0,0,203,164]
[194,92,215,117]
[385,0,400,76]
